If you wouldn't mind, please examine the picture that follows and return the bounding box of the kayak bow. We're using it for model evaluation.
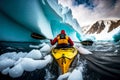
[51,47,78,74]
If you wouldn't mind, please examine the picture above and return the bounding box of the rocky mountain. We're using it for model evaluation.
[82,19,120,40]
[82,19,120,34]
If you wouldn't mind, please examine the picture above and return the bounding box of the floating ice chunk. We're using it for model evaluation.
[6,47,15,50]
[68,69,83,80]
[21,55,52,71]
[36,60,49,69]
[29,44,41,48]
[41,52,48,57]
[0,52,17,60]
[44,55,52,62]
[7,54,53,78]
[37,55,53,69]
[0,58,15,71]
[29,43,46,48]
[0,55,7,60]
[40,44,51,53]
[57,72,71,80]
[13,52,27,60]
[0,52,27,60]
[14,58,23,65]
[25,49,42,59]
[114,50,118,53]
[9,63,23,78]
[45,69,55,80]
[39,42,47,47]
[16,52,27,58]
[77,47,92,54]
[0,48,53,78]
[29,45,40,48]
[20,58,38,71]
[2,67,10,75]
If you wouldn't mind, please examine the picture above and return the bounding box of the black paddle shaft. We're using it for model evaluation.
[31,33,46,39]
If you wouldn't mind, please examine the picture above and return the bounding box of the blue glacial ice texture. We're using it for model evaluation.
[0,0,81,42]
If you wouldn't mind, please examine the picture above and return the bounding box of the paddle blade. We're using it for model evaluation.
[80,40,93,46]
[31,33,46,39]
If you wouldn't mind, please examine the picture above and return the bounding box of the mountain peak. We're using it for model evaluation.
[82,19,120,41]
[84,19,120,34]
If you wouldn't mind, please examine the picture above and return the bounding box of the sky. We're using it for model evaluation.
[58,0,120,27]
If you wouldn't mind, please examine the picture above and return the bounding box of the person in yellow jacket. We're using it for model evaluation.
[50,30,74,48]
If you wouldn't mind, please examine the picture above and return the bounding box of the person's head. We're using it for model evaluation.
[60,30,66,34]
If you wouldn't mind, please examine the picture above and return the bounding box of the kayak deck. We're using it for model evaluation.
[51,47,78,74]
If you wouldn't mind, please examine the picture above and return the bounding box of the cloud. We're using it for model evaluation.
[58,0,120,27]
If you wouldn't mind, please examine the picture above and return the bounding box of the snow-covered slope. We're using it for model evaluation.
[82,19,120,41]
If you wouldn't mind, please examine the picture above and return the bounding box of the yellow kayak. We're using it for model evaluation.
[51,47,78,74]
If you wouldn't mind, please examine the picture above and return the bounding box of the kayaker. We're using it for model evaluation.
[50,30,74,48]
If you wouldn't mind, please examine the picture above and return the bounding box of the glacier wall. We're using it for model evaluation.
[113,31,120,42]
[0,0,53,41]
[0,0,81,42]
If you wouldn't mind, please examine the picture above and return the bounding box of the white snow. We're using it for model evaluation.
[84,21,120,41]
